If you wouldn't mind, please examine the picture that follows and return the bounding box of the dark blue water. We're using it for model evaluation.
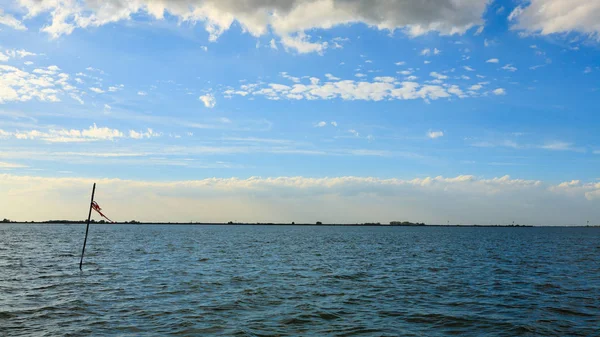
[1,224,598,336]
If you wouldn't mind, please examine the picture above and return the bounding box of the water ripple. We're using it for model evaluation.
[1,224,599,336]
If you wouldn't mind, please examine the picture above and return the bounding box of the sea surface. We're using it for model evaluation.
[0,224,599,336]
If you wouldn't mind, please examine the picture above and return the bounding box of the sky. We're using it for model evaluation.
[1,0,600,225]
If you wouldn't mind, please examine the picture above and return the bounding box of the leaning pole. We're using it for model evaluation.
[79,183,96,270]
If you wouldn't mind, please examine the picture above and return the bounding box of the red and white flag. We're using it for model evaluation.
[92,201,114,223]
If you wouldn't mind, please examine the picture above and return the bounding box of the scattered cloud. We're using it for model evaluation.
[463,66,475,71]
[137,91,147,96]
[224,73,500,103]
[129,128,161,139]
[0,124,151,142]
[89,87,104,94]
[108,84,124,92]
[315,121,327,127]
[199,93,217,108]
[348,129,359,137]
[484,38,496,47]
[427,130,444,139]
[493,88,506,95]
[486,58,499,63]
[269,39,278,50]
[0,10,26,30]
[0,161,27,169]
[430,72,448,80]
[540,141,581,152]
[501,64,517,72]
[0,65,81,104]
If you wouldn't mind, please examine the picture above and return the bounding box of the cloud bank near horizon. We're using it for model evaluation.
[1,174,598,225]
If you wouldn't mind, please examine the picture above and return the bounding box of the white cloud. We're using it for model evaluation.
[348,129,359,137]
[104,104,111,110]
[331,121,338,127]
[225,74,488,102]
[137,91,147,96]
[584,67,592,74]
[199,93,217,108]
[70,94,84,104]
[433,48,441,55]
[486,58,499,63]
[108,84,124,92]
[280,72,300,83]
[280,32,328,54]
[200,46,208,52]
[325,73,340,81]
[501,64,517,72]
[469,84,483,91]
[427,130,444,139]
[395,61,406,66]
[0,64,79,103]
[2,173,598,225]
[355,73,367,78]
[269,38,278,50]
[0,10,26,30]
[0,161,27,169]
[509,0,600,40]
[430,72,448,80]
[90,87,104,94]
[484,38,496,47]
[463,66,475,71]
[4,49,37,59]
[373,76,396,83]
[14,0,488,54]
[0,124,161,142]
[315,121,327,127]
[493,88,506,95]
[24,61,34,65]
[129,128,160,139]
[420,48,431,56]
[85,66,104,74]
[540,141,578,152]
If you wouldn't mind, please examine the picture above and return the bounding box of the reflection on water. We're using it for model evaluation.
[1,224,599,336]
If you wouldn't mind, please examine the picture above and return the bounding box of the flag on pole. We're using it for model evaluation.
[91,201,114,223]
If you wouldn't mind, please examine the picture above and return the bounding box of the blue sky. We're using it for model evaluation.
[1,0,600,224]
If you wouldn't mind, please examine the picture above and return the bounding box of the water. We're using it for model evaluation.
[1,224,599,336]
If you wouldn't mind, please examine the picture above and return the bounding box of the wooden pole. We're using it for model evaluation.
[79,183,96,270]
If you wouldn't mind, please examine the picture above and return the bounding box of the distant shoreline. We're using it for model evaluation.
[3,221,599,227]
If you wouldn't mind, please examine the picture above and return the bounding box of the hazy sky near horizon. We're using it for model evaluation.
[1,0,600,224]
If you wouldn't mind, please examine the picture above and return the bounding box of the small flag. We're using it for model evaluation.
[91,201,114,223]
